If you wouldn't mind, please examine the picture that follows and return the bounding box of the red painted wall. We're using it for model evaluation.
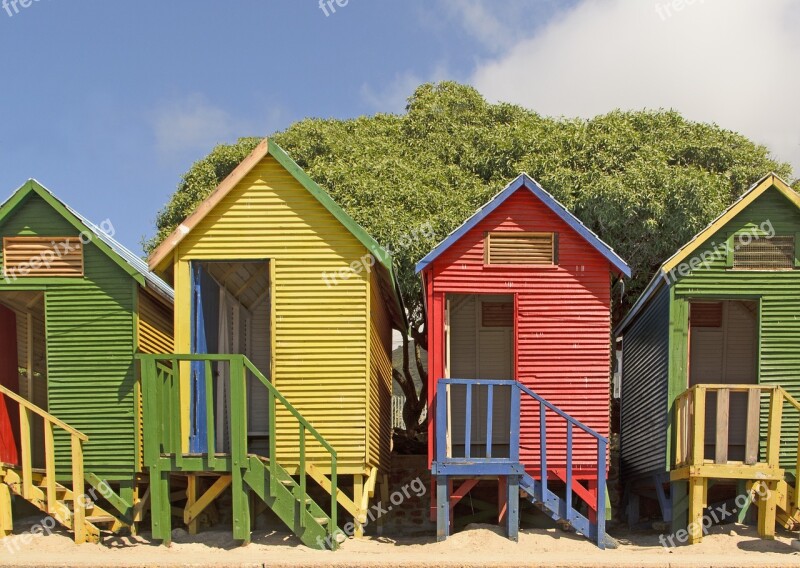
[0,304,20,465]
[425,188,615,478]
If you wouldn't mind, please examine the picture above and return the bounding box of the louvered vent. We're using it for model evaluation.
[486,232,555,265]
[690,302,722,328]
[733,235,794,270]
[482,302,513,327]
[2,237,84,278]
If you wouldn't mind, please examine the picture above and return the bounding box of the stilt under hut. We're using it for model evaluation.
[616,173,800,543]
[0,180,174,543]
[416,173,630,548]
[143,138,406,548]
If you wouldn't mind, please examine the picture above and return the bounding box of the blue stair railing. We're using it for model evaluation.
[433,378,608,548]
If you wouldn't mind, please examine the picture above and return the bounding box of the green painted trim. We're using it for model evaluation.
[665,290,689,470]
[0,180,146,287]
[267,141,407,329]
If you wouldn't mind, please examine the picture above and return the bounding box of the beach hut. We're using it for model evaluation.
[616,173,800,543]
[416,173,630,547]
[143,138,405,548]
[0,180,174,543]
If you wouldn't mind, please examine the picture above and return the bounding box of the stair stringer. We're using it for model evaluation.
[244,456,340,550]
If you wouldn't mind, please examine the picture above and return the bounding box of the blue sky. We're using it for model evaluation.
[1,0,798,253]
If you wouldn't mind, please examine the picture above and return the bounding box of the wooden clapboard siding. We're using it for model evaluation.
[0,192,137,480]
[174,155,372,471]
[426,187,614,474]
[670,187,800,469]
[137,288,174,470]
[368,268,393,471]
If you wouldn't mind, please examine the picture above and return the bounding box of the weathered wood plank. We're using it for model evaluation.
[715,389,730,464]
[745,389,760,465]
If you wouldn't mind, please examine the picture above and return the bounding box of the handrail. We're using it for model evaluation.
[138,353,338,538]
[673,384,792,470]
[0,384,88,441]
[434,377,607,546]
[0,383,90,543]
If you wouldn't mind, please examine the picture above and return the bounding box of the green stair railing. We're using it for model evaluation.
[138,353,338,540]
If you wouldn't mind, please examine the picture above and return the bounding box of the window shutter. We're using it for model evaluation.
[2,237,84,278]
[486,232,555,265]
[732,235,794,270]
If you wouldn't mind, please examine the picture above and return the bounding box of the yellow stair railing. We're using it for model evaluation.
[0,384,97,543]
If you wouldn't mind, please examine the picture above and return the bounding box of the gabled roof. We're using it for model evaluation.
[0,179,174,303]
[147,138,405,329]
[415,173,631,277]
[615,173,798,335]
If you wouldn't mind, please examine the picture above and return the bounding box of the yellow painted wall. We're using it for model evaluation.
[136,289,174,470]
[368,269,394,472]
[172,155,374,471]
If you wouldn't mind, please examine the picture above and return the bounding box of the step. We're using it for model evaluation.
[85,515,117,524]
[314,517,329,526]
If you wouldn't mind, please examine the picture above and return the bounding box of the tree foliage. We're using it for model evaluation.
[145,82,795,432]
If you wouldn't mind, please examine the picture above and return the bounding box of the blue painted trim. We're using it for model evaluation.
[415,173,631,278]
[486,385,493,459]
[566,421,573,524]
[189,264,209,454]
[432,462,525,476]
[539,401,547,503]
[464,383,472,459]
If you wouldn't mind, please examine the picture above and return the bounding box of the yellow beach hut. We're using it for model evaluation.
[141,138,405,548]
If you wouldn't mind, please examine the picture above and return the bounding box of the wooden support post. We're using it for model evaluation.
[231,468,251,544]
[436,476,449,542]
[0,481,12,537]
[150,468,172,545]
[736,480,753,524]
[71,435,87,545]
[670,480,688,536]
[377,474,389,537]
[353,475,364,538]
[506,475,519,542]
[692,388,706,466]
[687,477,705,544]
[186,475,199,535]
[757,480,778,540]
[627,491,640,528]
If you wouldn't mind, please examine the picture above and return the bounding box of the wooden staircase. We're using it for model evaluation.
[433,379,611,549]
[140,354,342,549]
[0,385,129,544]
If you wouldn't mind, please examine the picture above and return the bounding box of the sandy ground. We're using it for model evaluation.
[2,519,800,568]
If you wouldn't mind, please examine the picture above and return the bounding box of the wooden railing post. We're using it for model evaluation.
[71,434,86,545]
[691,387,706,466]
[205,360,216,457]
[715,388,730,464]
[597,437,607,549]
[435,380,448,463]
[486,385,493,459]
[19,407,32,500]
[43,420,57,514]
[299,425,306,528]
[745,389,760,465]
[464,383,472,459]
[766,387,784,469]
[565,421,573,525]
[539,401,547,502]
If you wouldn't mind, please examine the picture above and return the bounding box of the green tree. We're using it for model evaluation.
[145,81,794,434]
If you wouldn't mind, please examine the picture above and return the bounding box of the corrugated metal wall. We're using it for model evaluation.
[619,284,670,480]
[137,289,174,470]
[0,193,137,480]
[368,269,393,472]
[672,187,800,469]
[427,188,614,474]
[173,155,373,473]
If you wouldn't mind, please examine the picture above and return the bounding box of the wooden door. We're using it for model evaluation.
[0,304,19,465]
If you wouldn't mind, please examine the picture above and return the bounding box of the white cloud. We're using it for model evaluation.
[466,0,800,174]
[151,95,245,160]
